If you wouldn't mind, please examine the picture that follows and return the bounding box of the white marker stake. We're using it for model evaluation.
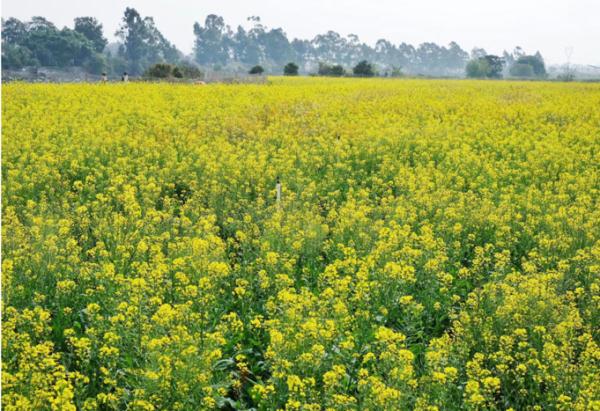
[276,177,282,206]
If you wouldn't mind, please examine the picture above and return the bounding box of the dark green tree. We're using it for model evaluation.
[283,62,299,75]
[515,53,546,77]
[466,55,504,79]
[249,65,264,74]
[353,60,374,77]
[22,24,95,67]
[193,14,232,66]
[2,17,28,44]
[27,16,56,31]
[144,18,181,64]
[172,66,183,78]
[82,51,107,74]
[509,63,534,78]
[330,64,345,76]
[318,62,344,76]
[1,44,37,68]
[116,8,180,75]
[177,63,203,79]
[466,58,488,78]
[74,17,107,52]
[145,62,173,78]
[116,8,149,74]
[263,28,293,66]
[484,55,504,78]
[1,17,37,68]
[318,62,332,75]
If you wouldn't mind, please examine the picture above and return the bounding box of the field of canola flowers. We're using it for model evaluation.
[2,78,600,410]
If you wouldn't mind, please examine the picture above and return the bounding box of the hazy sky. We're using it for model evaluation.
[3,0,600,65]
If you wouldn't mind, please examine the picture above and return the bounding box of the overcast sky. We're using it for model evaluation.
[3,0,599,65]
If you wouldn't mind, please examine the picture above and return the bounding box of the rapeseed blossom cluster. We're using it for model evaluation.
[2,78,600,410]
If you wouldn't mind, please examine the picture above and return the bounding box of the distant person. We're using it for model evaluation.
[122,72,129,82]
[101,72,107,83]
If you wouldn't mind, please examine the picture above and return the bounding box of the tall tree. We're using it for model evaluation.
[193,14,232,66]
[116,8,149,73]
[2,17,28,45]
[116,7,179,74]
[516,53,546,77]
[144,17,181,64]
[74,17,107,52]
[263,28,293,66]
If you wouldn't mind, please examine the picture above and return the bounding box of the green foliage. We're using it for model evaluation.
[466,58,489,78]
[2,12,548,80]
[2,17,28,44]
[1,44,37,69]
[116,7,181,75]
[318,62,345,77]
[144,62,203,80]
[193,14,230,66]
[483,55,504,78]
[23,26,95,67]
[283,62,299,76]
[1,16,107,72]
[249,65,265,75]
[390,67,403,77]
[145,63,173,78]
[466,55,504,79]
[509,63,535,78]
[82,52,106,75]
[330,65,345,77]
[353,60,374,77]
[177,63,203,79]
[172,66,183,78]
[515,54,546,77]
[74,17,107,53]
[557,72,575,82]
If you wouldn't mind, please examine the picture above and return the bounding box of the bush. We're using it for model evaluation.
[172,66,183,78]
[509,63,535,78]
[353,60,374,77]
[318,63,345,77]
[466,55,504,79]
[82,52,106,75]
[283,62,299,76]
[516,55,546,77]
[178,63,203,79]
[557,73,575,82]
[249,65,264,75]
[391,67,403,77]
[330,65,345,77]
[466,59,489,78]
[144,63,203,80]
[1,44,37,69]
[145,63,173,78]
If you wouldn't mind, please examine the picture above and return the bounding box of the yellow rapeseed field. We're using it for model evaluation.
[2,78,600,410]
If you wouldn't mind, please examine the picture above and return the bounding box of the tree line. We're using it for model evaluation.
[2,8,547,79]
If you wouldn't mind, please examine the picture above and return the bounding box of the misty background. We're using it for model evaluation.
[3,0,599,65]
[2,0,599,80]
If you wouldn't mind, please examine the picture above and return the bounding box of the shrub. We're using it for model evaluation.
[318,63,345,77]
[516,55,546,77]
[177,63,203,79]
[249,65,265,75]
[509,63,535,78]
[172,66,183,78]
[353,60,374,77]
[466,55,504,79]
[391,67,403,77]
[466,59,489,78]
[145,63,173,78]
[283,62,299,76]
